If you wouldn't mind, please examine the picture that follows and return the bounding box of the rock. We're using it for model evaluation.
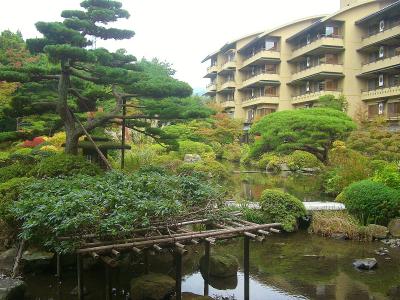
[388,285,400,298]
[279,163,290,171]
[331,233,347,240]
[0,248,17,275]
[301,167,320,173]
[366,224,388,239]
[388,219,400,237]
[22,249,54,272]
[184,154,201,163]
[353,258,377,270]
[130,273,175,300]
[0,277,26,300]
[199,254,239,278]
[207,275,238,290]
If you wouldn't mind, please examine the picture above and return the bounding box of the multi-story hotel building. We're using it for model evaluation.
[202,0,400,123]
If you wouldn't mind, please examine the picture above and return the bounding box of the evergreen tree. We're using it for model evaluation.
[0,0,192,153]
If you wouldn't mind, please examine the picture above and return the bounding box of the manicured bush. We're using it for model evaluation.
[0,162,34,183]
[266,155,284,173]
[257,153,277,170]
[222,143,241,162]
[177,159,228,180]
[178,140,215,160]
[0,151,10,166]
[245,189,306,231]
[0,177,34,223]
[31,154,102,178]
[337,180,400,225]
[285,150,322,171]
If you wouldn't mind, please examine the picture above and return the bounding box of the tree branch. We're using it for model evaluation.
[70,68,99,82]
[68,88,90,102]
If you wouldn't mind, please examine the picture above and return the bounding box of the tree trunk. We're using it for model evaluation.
[58,61,79,155]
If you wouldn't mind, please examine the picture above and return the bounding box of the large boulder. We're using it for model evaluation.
[184,154,201,163]
[199,254,238,278]
[130,273,175,300]
[0,277,26,300]
[366,224,388,239]
[22,248,54,272]
[353,258,377,270]
[388,219,400,238]
[0,248,17,275]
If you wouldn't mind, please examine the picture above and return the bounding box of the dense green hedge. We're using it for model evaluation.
[337,180,400,225]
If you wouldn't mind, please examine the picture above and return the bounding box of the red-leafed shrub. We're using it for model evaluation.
[22,137,45,148]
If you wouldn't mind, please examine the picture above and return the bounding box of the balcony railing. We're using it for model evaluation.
[362,52,400,65]
[362,82,400,92]
[363,20,400,39]
[244,47,279,60]
[293,34,343,51]
[293,88,342,98]
[220,98,235,103]
[242,94,279,102]
[207,64,218,73]
[294,61,342,74]
[244,70,278,80]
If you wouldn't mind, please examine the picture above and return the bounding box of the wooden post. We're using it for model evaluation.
[121,97,126,170]
[77,254,84,300]
[244,236,250,300]
[203,241,210,296]
[56,253,61,280]
[105,264,112,300]
[175,251,182,300]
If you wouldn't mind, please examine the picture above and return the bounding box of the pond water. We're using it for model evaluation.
[23,232,400,300]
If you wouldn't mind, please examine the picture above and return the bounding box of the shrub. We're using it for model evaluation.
[285,150,322,171]
[0,151,10,166]
[245,189,306,231]
[178,140,215,160]
[177,159,229,180]
[31,154,102,178]
[0,177,34,223]
[21,136,46,148]
[338,180,400,225]
[45,132,66,149]
[266,155,284,173]
[309,211,361,239]
[369,159,390,172]
[222,143,241,162]
[0,162,33,183]
[372,164,400,190]
[257,153,277,170]
[39,145,60,153]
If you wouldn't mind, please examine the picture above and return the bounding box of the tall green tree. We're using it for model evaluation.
[0,0,192,153]
[250,108,356,161]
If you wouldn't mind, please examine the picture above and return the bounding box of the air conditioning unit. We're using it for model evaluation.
[378,74,384,87]
[378,102,384,115]
[379,20,385,32]
[379,46,385,58]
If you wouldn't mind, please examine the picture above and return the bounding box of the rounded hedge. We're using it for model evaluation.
[337,180,400,225]
[286,150,322,171]
[31,154,102,178]
[259,189,306,231]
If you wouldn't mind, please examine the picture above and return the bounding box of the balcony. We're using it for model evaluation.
[241,95,279,108]
[290,35,344,61]
[240,72,280,89]
[204,65,218,78]
[361,54,400,75]
[219,80,236,92]
[361,84,400,101]
[292,90,342,104]
[241,49,280,69]
[360,22,400,49]
[206,82,217,93]
[219,60,236,73]
[220,99,236,109]
[291,63,344,83]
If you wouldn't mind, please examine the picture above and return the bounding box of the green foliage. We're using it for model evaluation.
[0,177,34,223]
[31,153,102,178]
[12,171,224,252]
[257,153,279,170]
[250,108,356,161]
[177,159,229,180]
[178,140,215,160]
[338,180,400,225]
[323,142,372,196]
[317,94,348,112]
[285,150,323,172]
[222,143,242,162]
[372,164,400,190]
[347,120,400,161]
[0,162,34,183]
[244,189,306,231]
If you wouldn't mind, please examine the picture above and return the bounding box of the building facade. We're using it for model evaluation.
[202,0,400,123]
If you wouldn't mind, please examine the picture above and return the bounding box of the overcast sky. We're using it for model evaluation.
[0,0,340,91]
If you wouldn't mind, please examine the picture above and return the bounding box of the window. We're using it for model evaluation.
[368,104,379,119]
[306,57,311,68]
[379,46,385,59]
[378,102,384,115]
[378,74,384,87]
[265,64,276,74]
[265,86,277,96]
[388,102,400,118]
[325,79,338,91]
[227,93,234,101]
[325,54,338,64]
[265,40,276,51]
[379,20,385,32]
[306,81,310,92]
[247,109,255,122]
[326,26,334,36]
